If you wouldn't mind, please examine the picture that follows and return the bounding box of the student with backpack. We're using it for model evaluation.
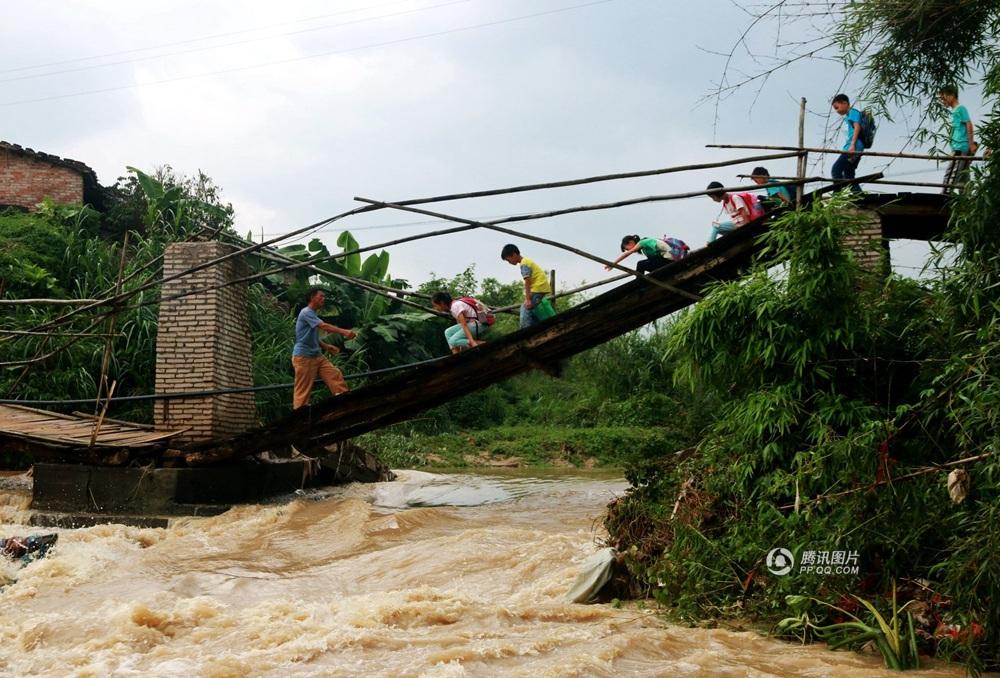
[939,85,978,193]
[431,291,493,353]
[831,94,873,192]
[604,235,689,274]
[750,167,792,208]
[706,181,764,242]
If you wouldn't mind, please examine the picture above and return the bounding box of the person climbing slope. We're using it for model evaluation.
[604,235,689,274]
[706,181,763,242]
[501,244,554,329]
[750,167,792,208]
[291,287,356,410]
[831,93,864,192]
[431,291,493,354]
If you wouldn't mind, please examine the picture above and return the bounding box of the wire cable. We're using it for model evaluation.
[1,0,619,107]
[0,356,449,406]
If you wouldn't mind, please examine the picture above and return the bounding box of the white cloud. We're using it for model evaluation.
[2,0,958,293]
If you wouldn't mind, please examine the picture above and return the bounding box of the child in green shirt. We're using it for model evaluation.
[605,235,688,274]
[939,85,978,193]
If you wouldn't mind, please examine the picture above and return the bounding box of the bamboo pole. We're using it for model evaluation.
[387,152,803,207]
[127,176,830,312]
[24,206,370,333]
[0,308,113,367]
[4,336,49,396]
[88,380,116,448]
[219,231,433,300]
[493,273,631,313]
[549,270,556,306]
[779,450,1000,510]
[708,143,982,162]
[93,232,130,418]
[3,227,210,337]
[245,244,444,316]
[0,329,119,337]
[0,298,102,306]
[8,153,801,328]
[479,177,824,227]
[354,197,704,302]
[796,97,807,204]
[738,174,958,189]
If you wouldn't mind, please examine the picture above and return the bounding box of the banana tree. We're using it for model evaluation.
[269,231,440,374]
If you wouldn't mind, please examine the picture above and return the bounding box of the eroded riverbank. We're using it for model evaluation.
[0,469,974,676]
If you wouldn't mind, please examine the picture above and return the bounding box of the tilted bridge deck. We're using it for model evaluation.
[187,192,950,464]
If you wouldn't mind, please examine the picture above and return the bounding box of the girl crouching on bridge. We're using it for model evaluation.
[432,292,493,354]
[605,235,689,274]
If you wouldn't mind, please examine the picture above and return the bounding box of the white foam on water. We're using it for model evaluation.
[0,471,973,677]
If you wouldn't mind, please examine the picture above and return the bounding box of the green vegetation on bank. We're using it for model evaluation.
[596,2,1000,672]
[360,425,682,469]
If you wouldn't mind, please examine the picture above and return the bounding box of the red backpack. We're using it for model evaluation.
[458,296,496,325]
[727,192,766,221]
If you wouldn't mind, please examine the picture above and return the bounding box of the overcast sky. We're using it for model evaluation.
[3,0,979,290]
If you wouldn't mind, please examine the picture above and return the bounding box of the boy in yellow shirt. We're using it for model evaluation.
[501,243,552,328]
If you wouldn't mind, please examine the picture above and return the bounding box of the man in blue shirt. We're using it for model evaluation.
[831,93,863,192]
[939,85,978,194]
[292,287,356,409]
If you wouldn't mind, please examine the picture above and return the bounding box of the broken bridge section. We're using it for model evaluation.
[189,192,951,465]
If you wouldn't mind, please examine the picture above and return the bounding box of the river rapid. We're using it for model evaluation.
[0,469,973,677]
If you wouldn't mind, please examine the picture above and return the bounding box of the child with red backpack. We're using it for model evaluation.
[706,181,765,242]
[605,234,689,274]
[431,291,494,353]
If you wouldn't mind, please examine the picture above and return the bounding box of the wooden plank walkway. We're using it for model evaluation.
[0,404,186,451]
[189,192,952,465]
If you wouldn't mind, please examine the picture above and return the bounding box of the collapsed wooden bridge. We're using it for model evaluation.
[188,191,950,465]
[1,142,959,470]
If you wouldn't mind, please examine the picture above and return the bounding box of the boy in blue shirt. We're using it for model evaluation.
[939,85,978,193]
[831,93,863,192]
[292,287,356,409]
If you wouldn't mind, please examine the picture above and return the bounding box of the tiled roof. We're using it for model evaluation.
[0,139,98,182]
[0,139,103,207]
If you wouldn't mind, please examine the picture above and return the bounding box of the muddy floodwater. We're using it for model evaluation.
[0,469,975,677]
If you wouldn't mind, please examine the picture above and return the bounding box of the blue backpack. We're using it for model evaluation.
[662,237,690,261]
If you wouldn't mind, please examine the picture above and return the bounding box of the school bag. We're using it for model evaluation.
[661,237,690,260]
[859,108,877,148]
[458,296,496,325]
[727,192,766,221]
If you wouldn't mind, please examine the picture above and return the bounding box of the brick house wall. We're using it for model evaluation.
[154,242,258,445]
[0,146,86,209]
